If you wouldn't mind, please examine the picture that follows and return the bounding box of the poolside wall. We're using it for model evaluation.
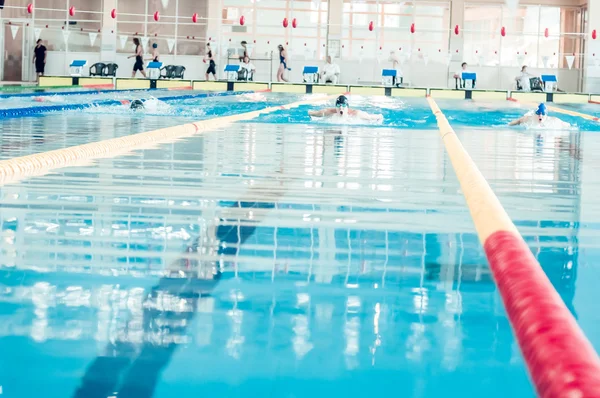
[43,51,582,93]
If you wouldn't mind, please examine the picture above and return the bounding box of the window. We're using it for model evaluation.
[221,0,327,61]
[464,3,584,69]
[341,1,449,59]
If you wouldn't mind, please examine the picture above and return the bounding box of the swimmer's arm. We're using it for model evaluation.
[355,110,383,121]
[508,117,525,126]
[309,109,336,117]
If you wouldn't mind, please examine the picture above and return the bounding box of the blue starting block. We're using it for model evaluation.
[224,64,240,81]
[303,66,319,84]
[382,69,397,86]
[541,75,557,92]
[69,60,87,76]
[147,62,163,79]
[458,72,476,89]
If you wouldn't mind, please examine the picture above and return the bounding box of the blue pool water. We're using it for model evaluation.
[0,89,599,397]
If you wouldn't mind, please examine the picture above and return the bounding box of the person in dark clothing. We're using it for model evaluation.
[128,38,146,78]
[149,43,159,62]
[239,41,248,61]
[204,43,216,80]
[33,39,47,81]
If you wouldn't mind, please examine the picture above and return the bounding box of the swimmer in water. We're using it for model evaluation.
[129,97,170,112]
[308,95,383,121]
[508,103,565,126]
[130,99,145,110]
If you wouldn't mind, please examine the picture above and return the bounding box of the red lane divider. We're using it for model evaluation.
[485,231,600,397]
[428,96,600,397]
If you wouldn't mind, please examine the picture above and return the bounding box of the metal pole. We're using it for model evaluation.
[0,9,3,81]
[65,0,70,75]
[376,0,380,82]
[536,5,541,69]
[270,51,273,83]
[174,0,178,58]
[31,0,37,82]
[144,0,148,37]
[498,5,503,90]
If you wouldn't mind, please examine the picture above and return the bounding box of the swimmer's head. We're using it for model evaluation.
[336,95,349,116]
[130,99,144,110]
[152,43,158,49]
[535,103,547,122]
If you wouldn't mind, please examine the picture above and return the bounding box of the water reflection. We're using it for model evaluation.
[0,122,586,397]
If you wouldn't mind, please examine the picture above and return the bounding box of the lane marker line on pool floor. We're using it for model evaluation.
[427,96,600,397]
[0,93,336,186]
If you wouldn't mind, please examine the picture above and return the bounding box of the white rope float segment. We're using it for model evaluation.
[0,95,336,186]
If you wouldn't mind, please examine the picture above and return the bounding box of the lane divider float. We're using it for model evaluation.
[0,91,244,119]
[0,94,337,185]
[509,98,599,122]
[427,96,600,397]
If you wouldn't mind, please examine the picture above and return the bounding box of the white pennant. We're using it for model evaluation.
[34,28,42,41]
[594,58,600,68]
[119,35,128,49]
[167,38,176,53]
[423,54,429,66]
[542,55,549,68]
[10,25,19,40]
[516,54,524,66]
[377,48,384,64]
[445,53,452,66]
[304,46,312,60]
[478,55,485,66]
[141,36,149,50]
[88,32,98,46]
[565,55,575,70]
[160,0,169,9]
[246,44,254,56]
[62,30,71,43]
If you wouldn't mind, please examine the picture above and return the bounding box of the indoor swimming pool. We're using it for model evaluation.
[0,89,599,397]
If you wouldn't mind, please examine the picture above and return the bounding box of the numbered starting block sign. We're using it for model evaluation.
[302,66,319,83]
[147,62,163,79]
[69,60,87,76]
[461,72,476,89]
[541,75,557,92]
[382,69,396,86]
[224,64,240,81]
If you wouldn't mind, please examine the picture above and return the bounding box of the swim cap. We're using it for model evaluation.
[152,43,158,49]
[535,103,547,116]
[130,99,144,110]
[336,95,349,107]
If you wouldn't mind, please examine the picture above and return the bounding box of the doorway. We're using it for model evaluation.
[2,22,24,82]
